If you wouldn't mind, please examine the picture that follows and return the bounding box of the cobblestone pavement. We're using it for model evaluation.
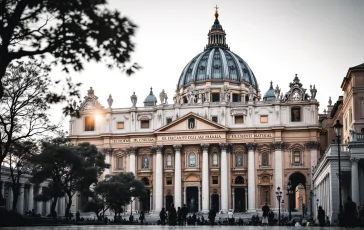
[0,226,346,230]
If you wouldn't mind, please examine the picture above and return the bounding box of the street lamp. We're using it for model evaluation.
[287,180,294,220]
[333,120,343,223]
[276,187,282,225]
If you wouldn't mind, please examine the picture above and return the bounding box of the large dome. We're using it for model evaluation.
[177,48,258,89]
[176,8,258,91]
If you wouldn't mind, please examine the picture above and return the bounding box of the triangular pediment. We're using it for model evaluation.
[154,112,229,134]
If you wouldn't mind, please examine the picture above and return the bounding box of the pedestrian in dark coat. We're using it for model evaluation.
[160,208,167,225]
[344,197,357,227]
[317,206,325,227]
[208,207,216,225]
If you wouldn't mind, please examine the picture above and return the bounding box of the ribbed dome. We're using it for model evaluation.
[177,48,258,89]
[143,87,157,106]
[263,81,276,101]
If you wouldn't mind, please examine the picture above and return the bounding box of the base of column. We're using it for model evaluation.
[201,209,209,213]
[247,209,257,213]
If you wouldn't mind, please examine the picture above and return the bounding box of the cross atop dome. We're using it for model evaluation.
[214,5,219,19]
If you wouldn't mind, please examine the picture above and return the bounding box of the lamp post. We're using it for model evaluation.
[276,187,282,225]
[287,180,293,220]
[333,119,343,223]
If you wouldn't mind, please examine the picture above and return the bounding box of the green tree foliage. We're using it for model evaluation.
[94,172,146,221]
[0,0,140,100]
[33,181,65,217]
[29,138,108,216]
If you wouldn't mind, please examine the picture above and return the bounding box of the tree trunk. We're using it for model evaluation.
[11,185,19,211]
[65,193,73,217]
[51,197,58,217]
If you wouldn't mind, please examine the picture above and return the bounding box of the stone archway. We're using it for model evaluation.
[289,171,307,211]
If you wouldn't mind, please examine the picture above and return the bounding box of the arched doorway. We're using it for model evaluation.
[289,172,307,211]
[211,193,219,212]
[166,195,173,209]
[140,189,150,212]
[186,187,198,212]
[234,188,246,212]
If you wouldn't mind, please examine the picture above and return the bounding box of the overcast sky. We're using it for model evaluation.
[50,0,364,130]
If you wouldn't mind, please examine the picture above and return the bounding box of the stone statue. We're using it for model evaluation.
[188,87,196,105]
[88,87,94,96]
[107,94,113,108]
[159,89,168,104]
[130,92,137,107]
[280,92,283,100]
[226,91,231,102]
[173,91,180,105]
[204,88,210,102]
[310,85,317,99]
[328,96,332,106]
[248,85,254,102]
[220,85,228,102]
[274,84,281,101]
[197,90,203,104]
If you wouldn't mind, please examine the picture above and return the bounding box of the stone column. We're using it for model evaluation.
[247,142,257,211]
[37,187,42,215]
[173,145,182,208]
[272,142,285,209]
[201,144,210,212]
[17,184,24,214]
[219,143,229,211]
[105,153,111,176]
[46,200,51,216]
[28,185,34,212]
[351,157,360,204]
[128,147,137,212]
[155,145,164,212]
[8,186,13,210]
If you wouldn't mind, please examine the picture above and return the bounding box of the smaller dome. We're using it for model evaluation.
[143,87,157,106]
[263,81,276,101]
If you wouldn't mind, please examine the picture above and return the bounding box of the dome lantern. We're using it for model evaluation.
[206,5,229,50]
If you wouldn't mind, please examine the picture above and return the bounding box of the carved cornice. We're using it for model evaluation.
[350,157,360,165]
[173,144,183,151]
[305,141,320,150]
[246,142,257,151]
[201,144,210,151]
[271,142,286,151]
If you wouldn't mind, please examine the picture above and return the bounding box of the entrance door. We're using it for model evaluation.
[166,195,173,209]
[234,188,246,212]
[186,187,198,213]
[211,194,219,212]
[140,189,150,211]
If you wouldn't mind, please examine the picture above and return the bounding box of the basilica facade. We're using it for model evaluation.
[69,10,321,213]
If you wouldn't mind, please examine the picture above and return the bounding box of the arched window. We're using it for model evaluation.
[166,154,172,167]
[262,153,269,166]
[188,152,196,167]
[142,155,149,169]
[236,153,243,167]
[117,157,123,170]
[141,177,150,186]
[212,153,218,166]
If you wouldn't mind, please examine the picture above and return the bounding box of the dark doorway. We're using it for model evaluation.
[211,194,219,212]
[234,188,246,212]
[166,195,173,210]
[140,189,150,212]
[289,172,306,211]
[186,187,198,212]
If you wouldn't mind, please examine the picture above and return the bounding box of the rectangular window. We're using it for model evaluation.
[293,151,301,163]
[260,115,268,123]
[235,115,244,124]
[232,93,240,102]
[117,157,123,170]
[166,117,172,125]
[212,116,218,123]
[291,107,301,122]
[166,177,173,185]
[211,93,220,102]
[117,122,124,129]
[84,116,95,131]
[141,120,150,129]
[212,176,219,185]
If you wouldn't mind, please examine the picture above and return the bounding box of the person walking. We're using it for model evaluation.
[227,209,234,225]
[317,206,325,227]
[262,202,270,226]
[344,197,357,227]
[139,210,145,224]
[177,207,182,225]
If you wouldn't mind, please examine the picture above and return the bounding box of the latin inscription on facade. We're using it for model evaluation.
[227,133,273,139]
[111,137,155,143]
[160,134,224,141]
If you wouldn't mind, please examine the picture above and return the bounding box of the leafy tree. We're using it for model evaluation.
[3,140,38,210]
[33,181,65,217]
[29,138,108,216]
[0,61,64,207]
[94,172,146,221]
[82,190,109,220]
[0,0,140,100]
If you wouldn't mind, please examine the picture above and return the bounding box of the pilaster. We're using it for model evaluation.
[173,144,182,208]
[271,141,285,209]
[219,143,229,211]
[155,145,164,212]
[201,143,210,212]
[247,142,257,211]
[17,184,24,214]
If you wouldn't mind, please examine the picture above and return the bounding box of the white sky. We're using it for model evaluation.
[49,0,364,131]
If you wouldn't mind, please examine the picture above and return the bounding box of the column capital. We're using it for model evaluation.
[201,144,210,151]
[156,145,164,152]
[219,143,229,150]
[102,147,116,156]
[150,145,157,154]
[127,146,138,155]
[305,141,320,150]
[173,144,182,151]
[246,142,257,151]
[271,141,286,150]
[350,157,360,165]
